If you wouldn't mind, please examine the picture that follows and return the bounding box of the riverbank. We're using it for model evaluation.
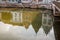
[0,7,52,11]
[0,3,52,9]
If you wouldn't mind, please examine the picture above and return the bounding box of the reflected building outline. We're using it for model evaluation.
[42,10,53,35]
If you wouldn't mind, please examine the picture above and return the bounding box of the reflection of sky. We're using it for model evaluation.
[0,22,55,40]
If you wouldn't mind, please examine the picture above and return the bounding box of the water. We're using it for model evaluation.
[0,8,55,40]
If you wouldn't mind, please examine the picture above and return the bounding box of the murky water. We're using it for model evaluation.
[0,8,55,40]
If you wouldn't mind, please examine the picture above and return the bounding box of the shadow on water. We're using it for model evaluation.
[53,19,60,40]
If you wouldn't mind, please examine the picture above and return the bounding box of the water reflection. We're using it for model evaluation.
[0,8,55,40]
[42,10,53,35]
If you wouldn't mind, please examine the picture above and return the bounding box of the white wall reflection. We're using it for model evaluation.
[0,22,55,40]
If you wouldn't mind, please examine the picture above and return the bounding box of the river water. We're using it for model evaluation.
[0,8,55,40]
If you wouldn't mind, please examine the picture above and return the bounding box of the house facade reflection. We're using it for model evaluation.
[0,9,53,34]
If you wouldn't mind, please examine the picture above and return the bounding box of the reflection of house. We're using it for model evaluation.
[42,10,53,35]
[32,13,42,33]
[42,10,53,27]
[0,11,22,23]
[0,10,40,29]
